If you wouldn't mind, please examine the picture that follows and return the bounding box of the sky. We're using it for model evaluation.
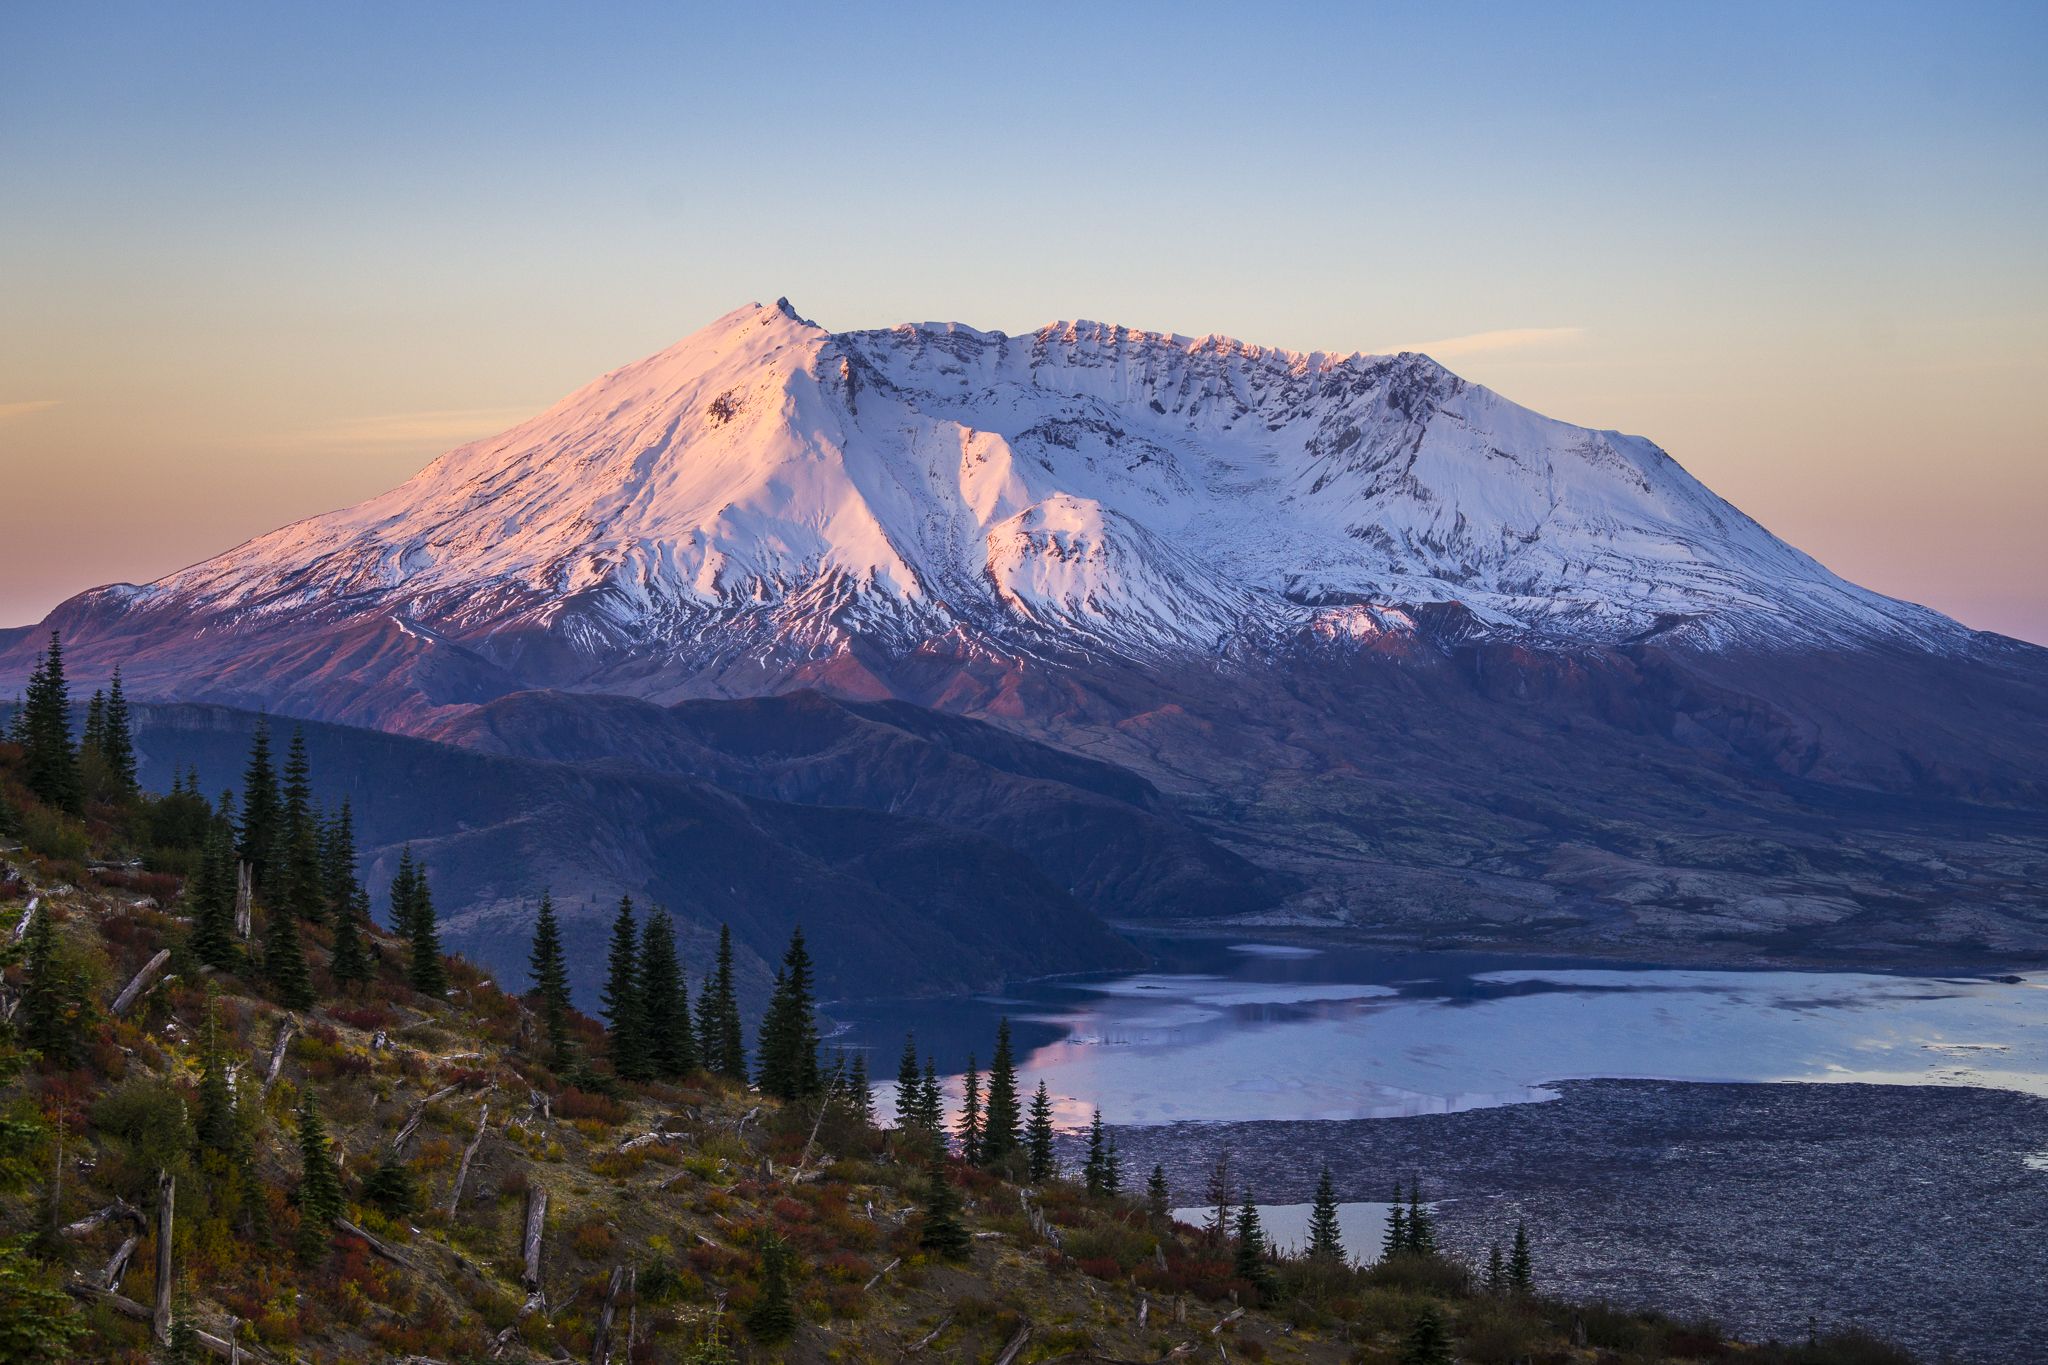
[2,2,2045,642]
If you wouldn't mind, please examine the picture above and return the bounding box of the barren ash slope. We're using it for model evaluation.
[9,300,2047,967]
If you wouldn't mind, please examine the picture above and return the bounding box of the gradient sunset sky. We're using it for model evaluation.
[3,3,2045,641]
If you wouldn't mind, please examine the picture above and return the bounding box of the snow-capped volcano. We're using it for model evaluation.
[106,298,1962,683]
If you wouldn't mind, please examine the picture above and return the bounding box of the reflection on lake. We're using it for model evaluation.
[828,939,2048,1126]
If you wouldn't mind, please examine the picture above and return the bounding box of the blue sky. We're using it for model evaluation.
[3,2,2045,638]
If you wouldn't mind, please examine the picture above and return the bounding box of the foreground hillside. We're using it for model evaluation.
[0,731,1921,1363]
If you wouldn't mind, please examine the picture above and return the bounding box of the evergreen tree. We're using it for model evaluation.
[846,1051,874,1126]
[893,1034,923,1132]
[100,667,135,792]
[1398,1305,1454,1365]
[165,1309,203,1365]
[955,1056,982,1163]
[694,924,745,1081]
[359,1155,416,1216]
[981,1016,1021,1165]
[1232,1192,1273,1297]
[1104,1134,1122,1196]
[17,908,91,1066]
[277,730,322,923]
[1025,1081,1057,1182]
[262,897,314,1010]
[601,896,650,1081]
[18,633,80,813]
[237,722,281,889]
[386,845,420,938]
[1406,1179,1435,1255]
[0,1234,86,1361]
[294,1090,345,1260]
[186,818,242,971]
[1382,1187,1408,1261]
[405,860,446,997]
[1082,1108,1109,1196]
[80,691,105,765]
[526,891,574,1067]
[745,1233,796,1341]
[194,988,237,1157]
[1205,1150,1234,1246]
[916,1168,971,1260]
[754,927,821,1100]
[916,1059,944,1138]
[639,907,695,1077]
[1486,1242,1505,1295]
[1509,1220,1533,1294]
[327,885,371,989]
[1307,1165,1345,1265]
[1146,1164,1170,1221]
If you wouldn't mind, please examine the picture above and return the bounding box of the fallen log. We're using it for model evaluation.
[906,1313,953,1353]
[152,1170,174,1344]
[391,1082,463,1153]
[592,1264,629,1364]
[11,897,38,941]
[338,1218,418,1269]
[261,1018,296,1092]
[860,1255,900,1292]
[60,1198,143,1238]
[993,1321,1034,1365]
[110,949,172,1017]
[66,1284,281,1363]
[102,1233,139,1292]
[1210,1307,1244,1336]
[520,1184,548,1294]
[446,1102,490,1217]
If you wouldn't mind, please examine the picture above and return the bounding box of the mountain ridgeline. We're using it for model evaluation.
[3,300,2044,980]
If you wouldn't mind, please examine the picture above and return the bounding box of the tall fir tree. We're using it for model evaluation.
[1406,1178,1435,1255]
[1205,1150,1235,1245]
[894,1034,922,1133]
[694,923,746,1081]
[1486,1242,1505,1295]
[846,1051,874,1126]
[404,859,446,997]
[639,907,695,1077]
[916,1168,971,1260]
[916,1058,944,1140]
[262,896,314,1010]
[1399,1306,1454,1365]
[753,926,821,1100]
[19,633,80,813]
[745,1233,797,1342]
[81,690,105,765]
[1383,1187,1409,1260]
[1232,1192,1274,1297]
[1025,1081,1057,1182]
[1104,1133,1122,1196]
[526,891,574,1067]
[100,666,135,792]
[1083,1108,1109,1196]
[955,1056,982,1164]
[1508,1221,1533,1294]
[1307,1165,1345,1265]
[237,721,282,890]
[981,1017,1021,1165]
[186,817,242,971]
[293,1090,345,1260]
[194,987,238,1156]
[17,905,91,1066]
[601,896,651,1081]
[1146,1164,1171,1221]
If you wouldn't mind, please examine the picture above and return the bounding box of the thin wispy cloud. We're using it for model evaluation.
[0,399,61,420]
[288,407,536,448]
[1379,326,1584,359]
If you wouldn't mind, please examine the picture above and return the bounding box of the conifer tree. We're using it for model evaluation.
[1104,1133,1122,1196]
[1509,1220,1533,1294]
[18,633,80,813]
[640,907,695,1077]
[237,722,281,889]
[101,667,135,792]
[327,884,371,989]
[1025,1081,1057,1182]
[187,818,242,971]
[294,1091,345,1260]
[386,845,420,938]
[1205,1149,1234,1245]
[893,1033,922,1132]
[1307,1165,1344,1265]
[753,926,820,1099]
[278,730,321,922]
[17,907,91,1066]
[1407,1178,1435,1255]
[846,1052,874,1126]
[600,896,650,1081]
[526,891,574,1067]
[1083,1108,1109,1196]
[166,1308,203,1365]
[694,924,745,1081]
[1486,1242,1505,1295]
[1232,1192,1273,1297]
[981,1016,1021,1165]
[80,690,105,765]
[955,1056,982,1164]
[194,988,238,1157]
[405,859,446,997]
[1399,1305,1454,1365]
[1146,1164,1170,1221]
[262,896,315,1010]
[916,1059,944,1141]
[916,1168,971,1260]
[1383,1188,1409,1260]
[745,1233,797,1341]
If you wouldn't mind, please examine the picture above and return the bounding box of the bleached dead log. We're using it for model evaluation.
[520,1184,548,1298]
[261,1018,296,1092]
[102,1233,140,1291]
[618,1131,677,1153]
[446,1102,490,1217]
[592,1264,628,1364]
[1138,1297,1149,1329]
[391,1082,462,1153]
[234,863,252,939]
[1210,1307,1244,1336]
[60,1198,143,1238]
[860,1255,900,1292]
[338,1218,418,1268]
[10,897,36,941]
[152,1170,175,1344]
[66,1285,281,1363]
[906,1313,953,1353]
[992,1321,1033,1365]
[110,949,172,1016]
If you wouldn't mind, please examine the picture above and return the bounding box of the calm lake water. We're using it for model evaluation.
[829,938,2048,1126]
